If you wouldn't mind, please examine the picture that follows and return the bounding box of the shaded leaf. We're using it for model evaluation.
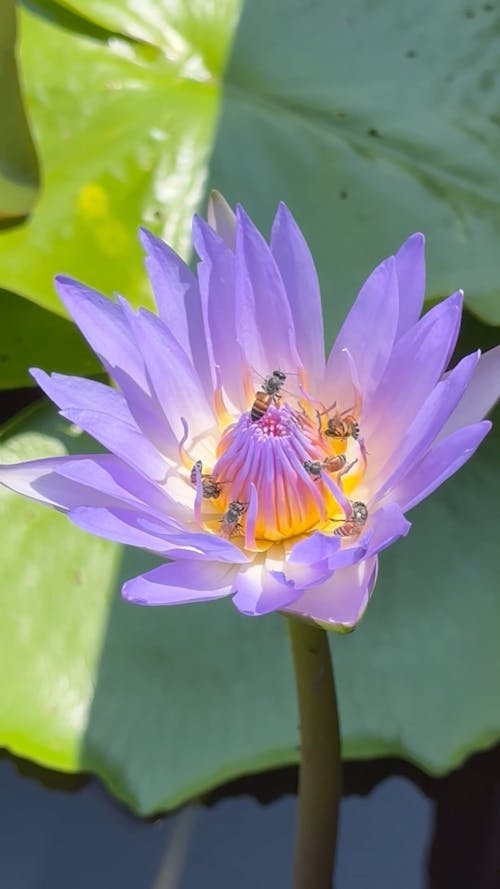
[208,0,500,329]
[0,289,99,389]
[0,0,39,218]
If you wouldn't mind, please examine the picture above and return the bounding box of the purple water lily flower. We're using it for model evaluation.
[1,193,499,630]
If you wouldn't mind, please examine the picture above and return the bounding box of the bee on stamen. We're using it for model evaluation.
[332,500,368,537]
[250,370,287,422]
[303,459,323,481]
[219,500,248,538]
[189,460,223,500]
[303,455,358,482]
[317,402,360,441]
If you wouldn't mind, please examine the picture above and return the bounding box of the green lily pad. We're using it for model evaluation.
[207,0,500,329]
[2,0,500,329]
[0,1,239,315]
[0,289,99,389]
[0,0,39,218]
[0,311,498,814]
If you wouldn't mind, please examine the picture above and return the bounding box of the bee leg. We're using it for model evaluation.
[337,457,358,480]
[316,400,338,418]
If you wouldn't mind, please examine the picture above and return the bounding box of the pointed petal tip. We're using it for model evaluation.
[54,273,79,290]
[138,226,156,249]
[29,366,48,386]
[275,200,291,218]
[409,231,425,245]
[207,191,236,249]
[396,231,425,255]
[208,188,228,202]
[121,585,149,606]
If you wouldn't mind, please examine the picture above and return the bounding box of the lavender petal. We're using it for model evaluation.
[394,233,426,337]
[235,205,302,376]
[438,345,500,439]
[373,350,479,502]
[54,276,147,389]
[270,202,325,386]
[122,560,237,606]
[282,557,379,630]
[389,421,492,512]
[325,255,399,407]
[362,291,463,456]
[232,561,302,616]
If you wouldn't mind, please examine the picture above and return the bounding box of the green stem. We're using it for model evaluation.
[287,617,341,889]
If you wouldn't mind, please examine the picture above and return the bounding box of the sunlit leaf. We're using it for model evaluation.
[0,1,239,314]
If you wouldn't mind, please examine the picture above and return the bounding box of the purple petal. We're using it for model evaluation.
[68,505,183,553]
[288,529,368,569]
[232,561,302,616]
[362,503,411,557]
[61,407,167,481]
[394,233,425,337]
[270,203,325,386]
[372,351,479,502]
[0,453,189,523]
[438,345,500,439]
[31,369,133,422]
[108,359,178,459]
[0,455,136,512]
[192,216,248,410]
[122,560,237,606]
[325,255,399,406]
[273,558,336,591]
[389,421,492,512]
[139,228,214,400]
[55,455,186,518]
[234,205,302,376]
[363,291,464,467]
[139,227,195,344]
[124,307,215,441]
[54,277,147,389]
[135,514,250,563]
[207,191,236,250]
[282,557,379,630]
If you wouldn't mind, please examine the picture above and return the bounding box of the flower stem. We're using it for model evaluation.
[287,617,341,889]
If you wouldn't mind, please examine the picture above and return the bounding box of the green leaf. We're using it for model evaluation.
[207,0,500,329]
[0,289,99,389]
[0,1,239,315]
[0,315,498,813]
[53,0,240,77]
[4,0,500,328]
[0,0,39,218]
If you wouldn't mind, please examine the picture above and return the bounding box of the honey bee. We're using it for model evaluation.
[303,455,357,482]
[303,459,323,481]
[333,500,368,537]
[220,500,248,538]
[323,454,355,474]
[317,402,360,441]
[250,370,287,422]
[189,460,223,500]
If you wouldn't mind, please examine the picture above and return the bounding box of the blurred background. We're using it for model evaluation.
[0,0,499,886]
